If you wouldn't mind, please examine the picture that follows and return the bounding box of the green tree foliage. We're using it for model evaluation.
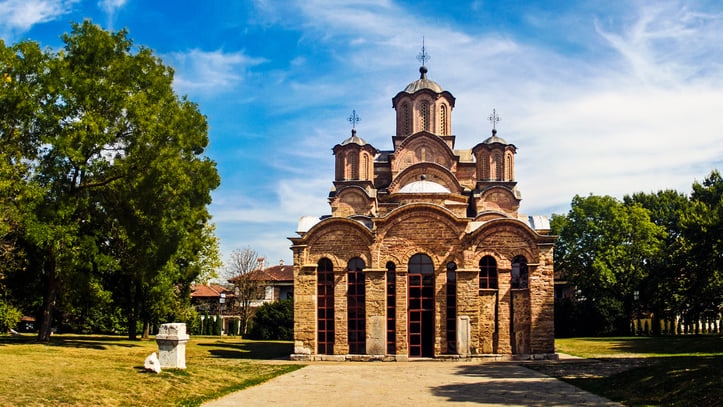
[552,194,665,335]
[0,301,22,333]
[681,170,723,326]
[248,299,293,340]
[0,22,219,340]
[555,173,723,336]
[624,190,690,334]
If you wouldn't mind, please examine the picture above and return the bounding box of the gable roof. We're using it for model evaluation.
[190,283,233,298]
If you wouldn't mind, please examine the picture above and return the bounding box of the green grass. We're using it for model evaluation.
[550,336,723,406]
[0,334,304,406]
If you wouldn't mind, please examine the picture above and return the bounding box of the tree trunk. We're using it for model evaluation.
[38,254,58,342]
[142,320,150,339]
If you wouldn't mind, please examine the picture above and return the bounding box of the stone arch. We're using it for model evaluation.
[388,162,463,194]
[393,132,457,174]
[303,218,374,268]
[467,218,539,263]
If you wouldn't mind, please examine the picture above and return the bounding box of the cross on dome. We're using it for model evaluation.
[416,37,430,67]
[347,109,361,129]
[488,109,501,131]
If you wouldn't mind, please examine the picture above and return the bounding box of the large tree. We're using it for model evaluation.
[0,22,219,340]
[552,194,665,335]
[681,170,723,329]
[623,190,690,334]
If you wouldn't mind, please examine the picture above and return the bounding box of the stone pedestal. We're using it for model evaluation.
[156,323,190,369]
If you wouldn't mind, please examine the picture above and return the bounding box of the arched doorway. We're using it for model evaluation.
[408,253,434,357]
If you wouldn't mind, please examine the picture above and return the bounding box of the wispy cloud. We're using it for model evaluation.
[166,49,267,97]
[97,0,126,30]
[0,0,78,40]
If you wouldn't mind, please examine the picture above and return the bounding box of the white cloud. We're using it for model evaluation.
[166,49,267,97]
[0,0,78,40]
[98,0,125,13]
[97,0,127,30]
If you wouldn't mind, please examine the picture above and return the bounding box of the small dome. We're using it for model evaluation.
[482,129,508,145]
[399,179,450,193]
[340,129,368,146]
[403,66,443,94]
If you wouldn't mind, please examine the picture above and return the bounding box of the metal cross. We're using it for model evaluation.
[416,37,430,66]
[488,109,501,131]
[348,109,361,129]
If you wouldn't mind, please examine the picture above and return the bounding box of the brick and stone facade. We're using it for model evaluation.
[289,64,556,361]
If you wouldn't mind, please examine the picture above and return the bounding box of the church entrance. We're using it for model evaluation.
[408,254,435,357]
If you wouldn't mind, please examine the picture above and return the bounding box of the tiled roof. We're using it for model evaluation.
[228,265,294,283]
[190,283,234,298]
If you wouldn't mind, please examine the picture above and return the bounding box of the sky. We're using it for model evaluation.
[2,0,723,270]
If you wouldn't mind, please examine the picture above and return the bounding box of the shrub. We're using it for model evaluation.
[248,299,293,340]
[0,301,22,333]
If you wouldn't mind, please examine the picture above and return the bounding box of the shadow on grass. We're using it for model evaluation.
[0,334,142,350]
[527,355,723,406]
[577,335,723,355]
[197,340,293,360]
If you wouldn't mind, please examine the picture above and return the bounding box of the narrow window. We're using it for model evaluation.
[347,257,366,354]
[440,105,447,135]
[317,258,334,354]
[350,153,359,180]
[420,101,430,132]
[479,256,498,289]
[480,151,490,180]
[511,256,528,289]
[492,152,503,180]
[402,102,411,135]
[361,153,369,180]
[505,152,514,181]
[386,261,396,354]
[446,262,457,354]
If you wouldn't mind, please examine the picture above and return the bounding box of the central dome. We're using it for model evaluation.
[402,66,443,93]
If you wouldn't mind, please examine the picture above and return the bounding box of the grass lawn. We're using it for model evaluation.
[538,336,723,406]
[0,334,304,406]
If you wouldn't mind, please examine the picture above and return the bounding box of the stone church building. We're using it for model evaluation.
[289,62,556,360]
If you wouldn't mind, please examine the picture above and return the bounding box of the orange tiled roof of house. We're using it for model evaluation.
[190,283,233,298]
[249,264,294,282]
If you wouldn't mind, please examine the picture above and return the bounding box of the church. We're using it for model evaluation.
[289,55,556,360]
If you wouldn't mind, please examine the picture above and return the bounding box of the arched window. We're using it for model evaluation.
[420,101,430,132]
[492,152,503,180]
[317,258,334,354]
[479,256,498,289]
[511,255,528,289]
[335,154,344,181]
[505,152,514,181]
[480,151,490,180]
[361,153,369,180]
[440,105,447,135]
[347,257,366,354]
[350,153,359,180]
[402,102,411,135]
[386,261,396,354]
[408,253,434,357]
[445,262,457,354]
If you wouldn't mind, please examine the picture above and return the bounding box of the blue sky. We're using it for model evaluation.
[3,0,723,270]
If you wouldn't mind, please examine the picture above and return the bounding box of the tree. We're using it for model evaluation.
[552,194,665,335]
[681,170,723,328]
[225,248,262,336]
[248,298,293,340]
[624,190,690,334]
[0,22,219,340]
